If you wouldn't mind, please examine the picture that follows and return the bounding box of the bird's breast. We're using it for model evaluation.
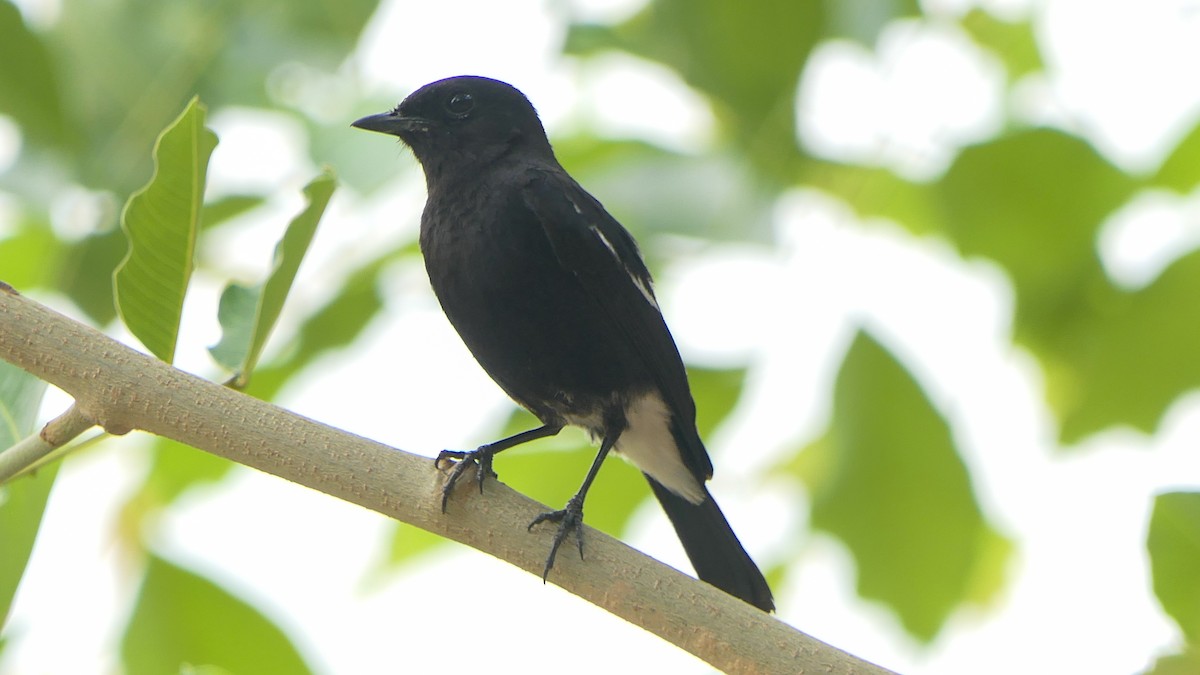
[417,184,652,420]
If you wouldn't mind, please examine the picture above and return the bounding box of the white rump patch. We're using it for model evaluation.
[615,391,704,504]
[589,225,660,309]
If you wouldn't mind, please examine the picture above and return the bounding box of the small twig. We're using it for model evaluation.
[0,403,96,483]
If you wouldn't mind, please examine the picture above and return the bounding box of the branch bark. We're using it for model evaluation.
[0,284,894,675]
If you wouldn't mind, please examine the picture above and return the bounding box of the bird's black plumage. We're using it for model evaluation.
[352,75,773,611]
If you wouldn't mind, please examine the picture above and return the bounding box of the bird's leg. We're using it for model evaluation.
[436,423,562,512]
[527,430,619,582]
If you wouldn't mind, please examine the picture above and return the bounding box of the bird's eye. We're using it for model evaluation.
[445,92,475,117]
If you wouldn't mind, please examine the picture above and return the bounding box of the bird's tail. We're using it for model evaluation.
[646,476,774,612]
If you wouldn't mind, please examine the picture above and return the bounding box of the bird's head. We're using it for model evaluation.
[352,75,554,180]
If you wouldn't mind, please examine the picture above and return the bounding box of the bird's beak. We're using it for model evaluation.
[351,111,429,137]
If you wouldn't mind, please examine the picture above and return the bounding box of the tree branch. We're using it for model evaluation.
[0,284,894,675]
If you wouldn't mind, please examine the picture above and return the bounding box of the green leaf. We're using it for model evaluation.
[60,228,128,327]
[961,9,1043,81]
[800,331,1009,641]
[311,102,417,195]
[1154,121,1200,193]
[556,136,776,243]
[687,366,747,439]
[122,555,313,675]
[36,0,379,195]
[1148,492,1200,644]
[566,0,825,181]
[0,217,62,291]
[0,360,55,627]
[181,666,235,675]
[142,438,234,508]
[937,129,1200,442]
[1055,250,1200,441]
[0,189,125,328]
[245,245,414,401]
[201,194,266,231]
[936,129,1146,442]
[384,522,453,568]
[209,171,336,384]
[0,0,71,149]
[803,160,941,234]
[114,96,217,363]
[937,129,1135,335]
[116,441,235,564]
[209,283,260,372]
[824,0,921,46]
[1147,647,1200,675]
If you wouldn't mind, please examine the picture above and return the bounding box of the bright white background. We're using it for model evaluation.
[4,0,1200,673]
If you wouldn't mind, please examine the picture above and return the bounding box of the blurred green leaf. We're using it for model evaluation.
[117,441,234,557]
[385,522,451,568]
[0,218,62,290]
[1054,251,1200,441]
[0,0,71,149]
[142,438,235,507]
[246,245,415,401]
[1148,647,1200,675]
[201,194,266,231]
[804,160,941,233]
[0,176,123,326]
[0,361,54,627]
[961,9,1043,81]
[688,366,747,439]
[566,0,824,181]
[936,129,1146,442]
[209,170,336,384]
[209,284,259,371]
[824,0,920,46]
[59,228,128,326]
[114,97,218,363]
[39,0,379,194]
[313,102,416,195]
[557,136,775,243]
[800,331,1009,641]
[122,555,313,675]
[937,129,1135,334]
[1153,121,1200,193]
[181,666,236,675]
[1148,492,1200,644]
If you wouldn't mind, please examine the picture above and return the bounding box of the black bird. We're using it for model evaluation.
[352,75,773,612]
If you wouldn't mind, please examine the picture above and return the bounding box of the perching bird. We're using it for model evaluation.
[352,75,773,611]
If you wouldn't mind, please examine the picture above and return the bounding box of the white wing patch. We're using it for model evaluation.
[588,224,660,309]
[615,391,705,504]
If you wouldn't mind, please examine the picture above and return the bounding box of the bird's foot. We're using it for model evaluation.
[435,446,498,512]
[527,494,585,582]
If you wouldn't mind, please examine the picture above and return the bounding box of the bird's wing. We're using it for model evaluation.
[521,167,713,481]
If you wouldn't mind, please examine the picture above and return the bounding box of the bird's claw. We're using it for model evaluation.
[527,495,586,582]
[435,447,497,512]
